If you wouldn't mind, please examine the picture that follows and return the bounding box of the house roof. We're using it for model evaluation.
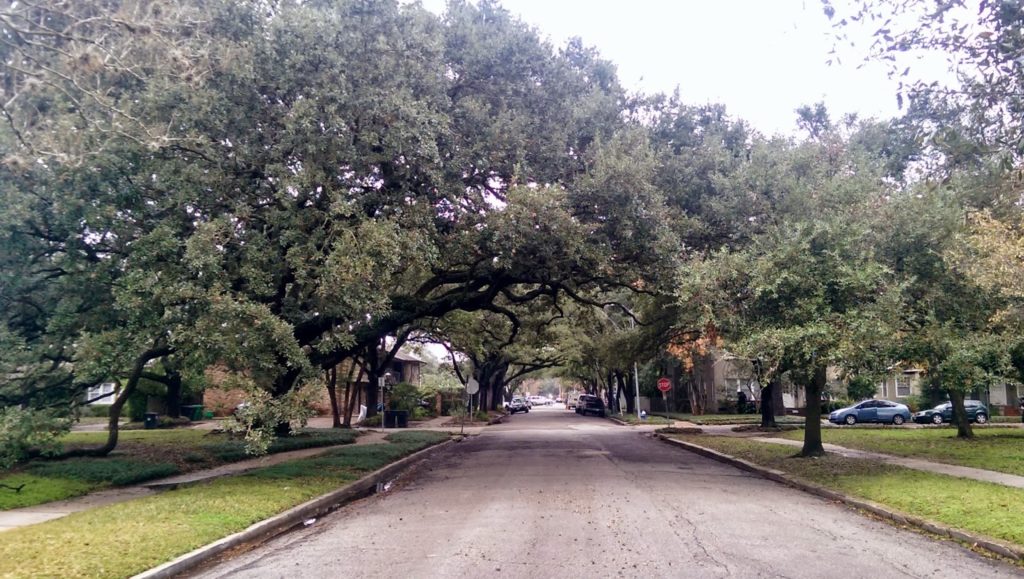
[393,349,423,364]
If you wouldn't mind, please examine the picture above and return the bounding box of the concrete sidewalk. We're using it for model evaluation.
[0,430,391,533]
[752,436,1024,489]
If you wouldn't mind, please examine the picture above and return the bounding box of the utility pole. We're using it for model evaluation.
[630,318,640,420]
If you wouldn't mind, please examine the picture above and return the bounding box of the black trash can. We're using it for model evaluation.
[382,410,409,428]
[144,412,159,430]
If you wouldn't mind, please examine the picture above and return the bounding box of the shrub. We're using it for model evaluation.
[387,382,422,412]
[411,407,431,421]
[81,405,111,418]
[158,417,191,428]
[0,407,72,469]
[846,375,877,401]
[902,394,929,413]
[823,399,852,413]
[361,415,382,427]
[125,389,148,422]
[474,410,489,422]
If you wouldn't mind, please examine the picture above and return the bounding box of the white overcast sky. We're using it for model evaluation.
[418,0,944,136]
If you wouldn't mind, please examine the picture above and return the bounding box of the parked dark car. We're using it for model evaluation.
[575,394,606,417]
[507,397,530,415]
[913,401,989,425]
[828,399,911,425]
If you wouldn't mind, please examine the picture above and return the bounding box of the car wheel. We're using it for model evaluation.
[932,414,943,425]
[844,414,856,425]
[892,415,905,425]
[975,413,988,424]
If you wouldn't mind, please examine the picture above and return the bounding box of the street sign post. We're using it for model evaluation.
[657,377,671,392]
[462,378,480,435]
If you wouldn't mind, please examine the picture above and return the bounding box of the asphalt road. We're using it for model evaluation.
[192,406,1022,578]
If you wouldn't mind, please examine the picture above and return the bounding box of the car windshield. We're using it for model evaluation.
[932,403,950,410]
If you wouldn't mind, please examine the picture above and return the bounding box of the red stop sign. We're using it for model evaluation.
[657,377,671,392]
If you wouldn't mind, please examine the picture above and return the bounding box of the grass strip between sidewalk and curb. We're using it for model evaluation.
[657,433,1024,564]
[0,431,451,579]
[0,429,360,511]
[609,415,673,426]
[776,427,1024,477]
[660,413,806,426]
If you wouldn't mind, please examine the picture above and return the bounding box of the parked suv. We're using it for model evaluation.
[913,401,989,425]
[575,394,606,418]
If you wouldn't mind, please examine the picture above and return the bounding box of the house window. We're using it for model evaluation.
[86,382,117,405]
[896,374,912,397]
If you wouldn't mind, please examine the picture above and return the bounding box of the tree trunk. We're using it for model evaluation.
[341,363,361,427]
[614,371,626,415]
[773,377,786,416]
[948,389,974,439]
[325,366,341,428]
[365,371,380,418]
[271,367,302,436]
[343,367,364,427]
[800,365,827,457]
[63,345,170,458]
[760,377,779,428]
[164,370,183,419]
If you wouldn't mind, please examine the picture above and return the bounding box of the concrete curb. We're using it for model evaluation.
[133,438,457,579]
[655,434,1024,563]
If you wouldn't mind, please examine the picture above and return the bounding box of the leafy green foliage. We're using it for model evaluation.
[0,407,72,469]
[846,376,877,401]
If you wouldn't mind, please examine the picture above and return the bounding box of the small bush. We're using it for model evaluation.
[846,375,877,401]
[387,382,421,412]
[411,407,432,420]
[823,399,852,413]
[158,417,191,428]
[81,406,112,418]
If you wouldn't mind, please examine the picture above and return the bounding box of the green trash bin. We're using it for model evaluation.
[144,412,159,429]
[181,405,204,421]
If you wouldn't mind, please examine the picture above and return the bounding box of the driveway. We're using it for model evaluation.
[191,405,1020,578]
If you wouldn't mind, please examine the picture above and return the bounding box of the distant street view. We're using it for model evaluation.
[2,0,1024,577]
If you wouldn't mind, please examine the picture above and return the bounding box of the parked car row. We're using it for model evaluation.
[828,399,990,426]
[575,394,606,418]
[507,397,529,414]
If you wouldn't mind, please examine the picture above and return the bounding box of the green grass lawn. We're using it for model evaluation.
[666,434,1024,550]
[615,414,673,425]
[662,413,805,425]
[0,428,359,510]
[776,427,1024,477]
[0,431,449,579]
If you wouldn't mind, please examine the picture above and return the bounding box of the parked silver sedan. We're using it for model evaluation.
[828,399,911,425]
